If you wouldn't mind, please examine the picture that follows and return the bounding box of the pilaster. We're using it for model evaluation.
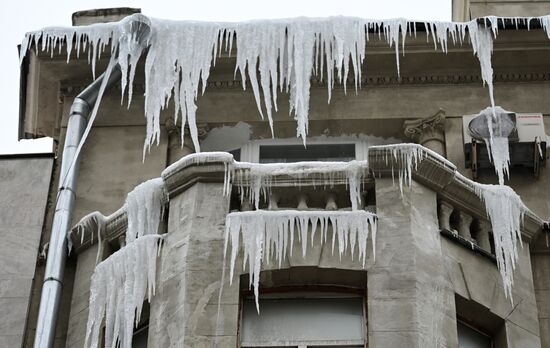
[404,110,447,157]
[368,178,457,347]
[147,182,238,347]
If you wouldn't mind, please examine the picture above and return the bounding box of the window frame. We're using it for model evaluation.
[238,285,368,348]
[240,138,370,163]
[454,294,504,348]
[457,319,494,348]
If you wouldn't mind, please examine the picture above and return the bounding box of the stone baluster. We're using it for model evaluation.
[476,219,493,252]
[118,234,126,249]
[438,201,454,231]
[268,192,279,210]
[457,211,473,240]
[297,193,309,210]
[325,193,338,210]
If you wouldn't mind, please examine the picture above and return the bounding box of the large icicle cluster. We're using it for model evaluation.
[472,182,527,299]
[224,210,377,310]
[125,177,166,243]
[85,234,163,348]
[20,15,550,154]
[367,144,528,300]
[84,177,167,348]
[233,161,369,210]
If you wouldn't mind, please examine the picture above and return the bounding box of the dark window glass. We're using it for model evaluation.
[457,321,492,348]
[259,144,355,163]
[230,148,241,161]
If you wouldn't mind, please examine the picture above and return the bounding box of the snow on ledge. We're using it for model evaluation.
[368,143,455,195]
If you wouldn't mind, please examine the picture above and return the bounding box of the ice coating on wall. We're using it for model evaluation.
[233,160,369,210]
[224,210,377,311]
[85,234,163,348]
[125,177,166,243]
[472,182,527,299]
[20,15,550,154]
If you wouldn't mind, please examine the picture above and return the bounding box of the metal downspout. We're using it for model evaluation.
[33,65,122,348]
[32,15,150,348]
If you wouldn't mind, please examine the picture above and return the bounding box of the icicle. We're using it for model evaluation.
[69,211,107,264]
[224,210,377,311]
[21,14,546,159]
[540,15,550,39]
[473,106,514,185]
[85,234,163,348]
[125,178,166,243]
[382,18,408,76]
[467,22,496,110]
[471,182,527,300]
[485,136,510,185]
[144,19,222,155]
[369,143,433,195]
[234,160,369,210]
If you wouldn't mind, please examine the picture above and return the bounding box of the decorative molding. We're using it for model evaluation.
[403,109,446,144]
[59,71,550,96]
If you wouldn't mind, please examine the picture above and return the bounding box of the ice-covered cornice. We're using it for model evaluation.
[20,14,550,155]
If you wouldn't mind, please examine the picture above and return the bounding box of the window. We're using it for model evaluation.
[455,295,502,348]
[259,144,356,163]
[240,293,366,347]
[132,302,149,348]
[457,321,492,348]
[237,138,377,162]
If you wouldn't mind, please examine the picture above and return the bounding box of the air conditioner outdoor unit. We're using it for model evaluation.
[463,112,547,179]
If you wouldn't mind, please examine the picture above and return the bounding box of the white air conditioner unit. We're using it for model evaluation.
[463,112,547,179]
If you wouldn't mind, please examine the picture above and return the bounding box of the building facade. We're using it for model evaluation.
[4,1,550,347]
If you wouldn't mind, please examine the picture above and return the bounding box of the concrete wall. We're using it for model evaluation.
[453,0,550,20]
[0,155,53,347]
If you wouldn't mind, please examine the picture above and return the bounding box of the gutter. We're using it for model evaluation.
[32,16,150,348]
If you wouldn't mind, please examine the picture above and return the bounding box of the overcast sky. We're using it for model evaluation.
[0,0,451,154]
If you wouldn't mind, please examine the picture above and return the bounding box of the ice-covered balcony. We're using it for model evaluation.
[67,145,546,347]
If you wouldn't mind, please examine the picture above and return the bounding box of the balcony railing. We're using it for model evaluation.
[438,199,496,262]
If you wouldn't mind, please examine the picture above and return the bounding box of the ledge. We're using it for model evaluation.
[69,208,127,255]
[161,152,234,198]
[440,229,497,264]
[368,145,544,244]
[71,147,545,254]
